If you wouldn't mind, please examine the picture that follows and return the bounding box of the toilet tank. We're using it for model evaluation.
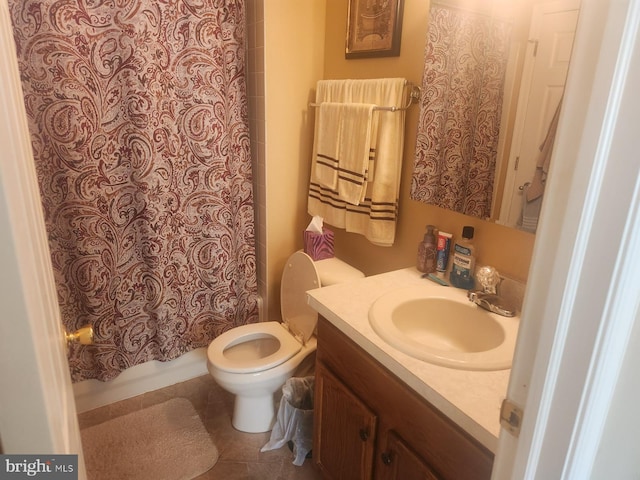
[314,257,365,286]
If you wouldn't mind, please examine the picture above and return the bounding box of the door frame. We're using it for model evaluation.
[0,1,85,475]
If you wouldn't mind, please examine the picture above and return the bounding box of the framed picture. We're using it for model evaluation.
[345,0,404,59]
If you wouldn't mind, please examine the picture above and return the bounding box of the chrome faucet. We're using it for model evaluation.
[468,266,517,317]
[467,290,516,317]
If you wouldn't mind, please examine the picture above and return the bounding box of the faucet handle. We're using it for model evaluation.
[476,265,500,294]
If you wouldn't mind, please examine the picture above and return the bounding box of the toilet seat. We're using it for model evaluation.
[208,252,321,375]
[207,321,302,374]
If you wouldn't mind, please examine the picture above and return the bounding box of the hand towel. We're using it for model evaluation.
[336,103,377,205]
[312,102,341,188]
[520,183,542,233]
[526,97,562,201]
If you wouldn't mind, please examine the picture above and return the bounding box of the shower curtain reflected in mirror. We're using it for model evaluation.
[411,3,512,219]
[9,0,258,381]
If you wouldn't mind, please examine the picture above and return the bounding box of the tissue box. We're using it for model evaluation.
[303,228,334,261]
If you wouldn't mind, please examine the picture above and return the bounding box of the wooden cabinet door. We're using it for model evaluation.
[314,362,377,480]
[377,431,441,480]
[315,318,494,480]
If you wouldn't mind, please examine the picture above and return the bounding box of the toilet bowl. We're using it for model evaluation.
[206,251,364,433]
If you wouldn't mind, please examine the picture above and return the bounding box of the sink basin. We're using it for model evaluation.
[369,285,519,370]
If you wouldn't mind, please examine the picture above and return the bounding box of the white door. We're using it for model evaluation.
[0,2,86,477]
[499,0,579,228]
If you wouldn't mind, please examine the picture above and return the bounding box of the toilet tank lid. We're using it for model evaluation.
[314,257,365,286]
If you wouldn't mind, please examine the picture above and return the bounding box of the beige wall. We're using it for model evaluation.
[322,0,535,282]
[262,1,327,319]
[259,0,535,319]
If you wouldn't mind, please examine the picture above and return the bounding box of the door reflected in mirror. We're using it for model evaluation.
[410,0,580,234]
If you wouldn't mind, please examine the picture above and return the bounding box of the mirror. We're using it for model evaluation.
[410,0,579,233]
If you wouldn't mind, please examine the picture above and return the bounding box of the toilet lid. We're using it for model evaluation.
[280,251,321,344]
[207,321,302,374]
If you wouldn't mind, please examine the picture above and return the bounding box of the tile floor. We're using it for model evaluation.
[78,375,322,480]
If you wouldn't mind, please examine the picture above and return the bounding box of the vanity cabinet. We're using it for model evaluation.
[313,318,494,480]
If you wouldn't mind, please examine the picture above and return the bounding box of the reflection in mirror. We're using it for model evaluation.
[497,1,579,232]
[411,0,580,233]
[410,2,513,220]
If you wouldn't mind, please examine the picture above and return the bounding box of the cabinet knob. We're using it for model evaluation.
[359,428,369,441]
[381,451,393,465]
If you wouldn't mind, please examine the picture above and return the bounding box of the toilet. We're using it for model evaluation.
[206,251,364,433]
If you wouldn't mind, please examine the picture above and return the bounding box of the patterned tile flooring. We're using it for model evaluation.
[78,374,322,480]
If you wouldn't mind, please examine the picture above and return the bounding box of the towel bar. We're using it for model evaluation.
[309,84,421,113]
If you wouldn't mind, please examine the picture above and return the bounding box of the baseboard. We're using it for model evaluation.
[73,347,209,413]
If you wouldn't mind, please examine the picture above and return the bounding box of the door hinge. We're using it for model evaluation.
[528,39,539,57]
[500,399,523,437]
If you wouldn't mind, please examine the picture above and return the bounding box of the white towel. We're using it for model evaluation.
[308,78,407,246]
[312,103,341,188]
[312,102,376,200]
[336,103,377,205]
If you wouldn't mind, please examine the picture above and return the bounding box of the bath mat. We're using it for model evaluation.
[81,398,218,480]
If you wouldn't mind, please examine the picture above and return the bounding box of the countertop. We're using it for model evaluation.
[306,267,512,452]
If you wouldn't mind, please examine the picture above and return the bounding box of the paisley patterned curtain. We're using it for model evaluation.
[9,0,258,382]
[410,4,512,219]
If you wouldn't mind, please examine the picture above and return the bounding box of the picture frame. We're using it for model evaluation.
[345,0,404,59]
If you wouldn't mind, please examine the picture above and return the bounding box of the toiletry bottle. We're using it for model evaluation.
[435,231,453,278]
[449,226,476,289]
[417,225,438,273]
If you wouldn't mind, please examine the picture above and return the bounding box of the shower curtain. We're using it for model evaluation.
[9,0,258,381]
[410,4,512,219]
